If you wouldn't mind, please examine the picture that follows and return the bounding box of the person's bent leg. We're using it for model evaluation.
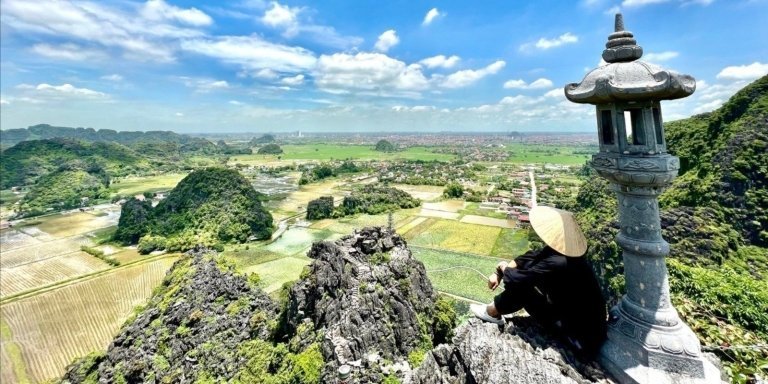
[492,285,536,316]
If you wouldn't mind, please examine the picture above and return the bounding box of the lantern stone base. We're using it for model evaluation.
[599,307,724,384]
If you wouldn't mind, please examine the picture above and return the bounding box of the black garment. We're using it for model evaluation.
[493,246,607,358]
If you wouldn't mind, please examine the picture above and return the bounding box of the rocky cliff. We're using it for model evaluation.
[413,317,612,384]
[282,227,444,382]
[61,228,615,383]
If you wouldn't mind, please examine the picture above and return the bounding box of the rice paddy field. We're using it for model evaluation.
[504,143,594,165]
[460,215,515,228]
[267,179,344,221]
[405,219,502,255]
[223,227,342,293]
[412,247,503,304]
[230,144,456,165]
[390,184,445,201]
[34,210,119,238]
[0,256,178,384]
[0,252,110,298]
[0,235,91,270]
[110,173,187,197]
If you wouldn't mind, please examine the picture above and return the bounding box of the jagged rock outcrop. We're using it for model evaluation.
[284,226,441,382]
[412,318,614,384]
[61,247,278,383]
[61,228,618,384]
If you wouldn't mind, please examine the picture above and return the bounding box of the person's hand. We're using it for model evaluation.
[495,261,508,275]
[487,274,500,290]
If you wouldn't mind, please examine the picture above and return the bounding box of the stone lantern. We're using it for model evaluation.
[565,14,722,384]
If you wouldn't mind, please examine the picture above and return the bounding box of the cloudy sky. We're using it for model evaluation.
[1,0,767,133]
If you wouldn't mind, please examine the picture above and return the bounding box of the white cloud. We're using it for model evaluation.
[1,0,209,62]
[0,98,9,105]
[253,68,280,79]
[604,5,621,14]
[374,30,399,52]
[141,0,212,26]
[716,62,768,81]
[419,55,460,69]
[643,51,679,62]
[502,79,526,89]
[101,74,124,81]
[440,61,506,89]
[692,99,723,114]
[180,78,230,92]
[13,83,109,101]
[175,112,184,116]
[543,88,564,98]
[521,32,578,51]
[261,1,301,36]
[314,52,429,96]
[181,36,317,73]
[422,8,441,26]
[281,74,305,86]
[30,43,107,61]
[503,77,554,89]
[229,100,244,106]
[236,1,361,49]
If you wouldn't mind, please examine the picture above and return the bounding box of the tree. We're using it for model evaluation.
[113,198,153,244]
[257,143,283,154]
[306,196,334,220]
[374,139,396,152]
[443,183,464,198]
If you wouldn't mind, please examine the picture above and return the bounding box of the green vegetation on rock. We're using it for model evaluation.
[19,160,111,216]
[114,168,273,252]
[375,139,396,152]
[257,143,284,154]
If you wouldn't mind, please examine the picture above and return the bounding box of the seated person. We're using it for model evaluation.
[470,206,608,359]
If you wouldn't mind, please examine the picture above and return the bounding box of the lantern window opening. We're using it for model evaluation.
[652,106,664,145]
[622,108,646,146]
[599,109,616,146]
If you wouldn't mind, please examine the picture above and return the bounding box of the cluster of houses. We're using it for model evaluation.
[114,191,168,207]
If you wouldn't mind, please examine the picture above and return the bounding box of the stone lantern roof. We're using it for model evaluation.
[565,14,696,104]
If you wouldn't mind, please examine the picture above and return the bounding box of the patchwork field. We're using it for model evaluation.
[231,144,455,165]
[0,252,110,298]
[504,143,594,165]
[34,210,119,238]
[110,173,187,197]
[417,208,460,220]
[224,227,342,293]
[268,179,344,220]
[460,215,515,228]
[412,247,503,303]
[243,257,311,293]
[390,184,445,201]
[422,200,466,212]
[322,210,416,235]
[0,236,91,269]
[0,256,178,384]
[491,228,530,258]
[406,220,501,255]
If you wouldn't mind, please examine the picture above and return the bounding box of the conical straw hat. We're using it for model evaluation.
[529,206,587,257]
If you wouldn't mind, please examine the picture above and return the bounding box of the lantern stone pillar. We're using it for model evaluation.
[565,14,722,384]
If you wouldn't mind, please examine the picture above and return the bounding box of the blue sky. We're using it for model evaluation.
[1,0,767,133]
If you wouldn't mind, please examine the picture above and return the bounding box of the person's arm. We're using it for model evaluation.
[501,256,565,286]
[488,260,518,290]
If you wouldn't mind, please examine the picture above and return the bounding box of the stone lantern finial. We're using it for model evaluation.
[602,13,643,63]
